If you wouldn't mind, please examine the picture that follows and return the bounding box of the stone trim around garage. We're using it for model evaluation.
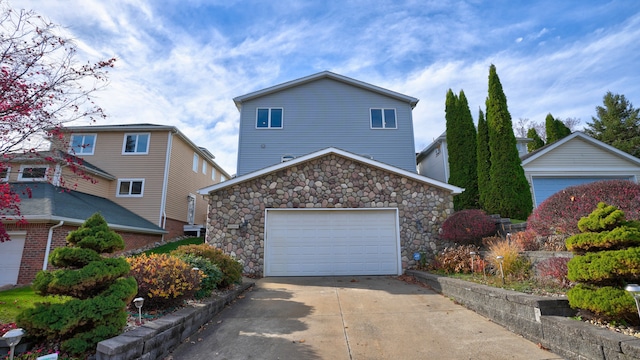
[96,281,254,360]
[204,153,457,276]
[407,270,640,360]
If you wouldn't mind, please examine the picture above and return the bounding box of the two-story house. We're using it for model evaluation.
[0,124,230,286]
[199,71,462,277]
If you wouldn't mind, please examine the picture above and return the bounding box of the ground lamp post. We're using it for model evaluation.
[2,328,25,360]
[625,284,640,320]
[497,256,505,285]
[133,297,144,325]
[469,251,476,276]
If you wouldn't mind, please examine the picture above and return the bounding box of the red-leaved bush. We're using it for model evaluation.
[441,209,497,246]
[511,229,541,251]
[527,180,640,237]
[535,257,571,288]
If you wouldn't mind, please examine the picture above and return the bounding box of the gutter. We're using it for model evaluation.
[43,220,64,271]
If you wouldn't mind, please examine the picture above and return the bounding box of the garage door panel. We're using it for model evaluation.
[532,177,632,207]
[265,210,400,276]
[0,234,26,287]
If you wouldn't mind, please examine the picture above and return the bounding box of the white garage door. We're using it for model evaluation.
[265,209,401,276]
[532,176,632,207]
[0,232,26,287]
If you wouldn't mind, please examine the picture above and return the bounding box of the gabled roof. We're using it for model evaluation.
[9,150,115,180]
[6,183,166,234]
[520,131,640,166]
[416,132,446,163]
[199,147,463,195]
[233,71,419,110]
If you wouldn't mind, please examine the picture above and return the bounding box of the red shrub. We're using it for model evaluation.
[511,229,541,251]
[535,257,571,287]
[442,209,497,246]
[527,180,640,237]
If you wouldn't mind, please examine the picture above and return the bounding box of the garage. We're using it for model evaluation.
[264,209,401,276]
[0,232,26,287]
[531,176,632,207]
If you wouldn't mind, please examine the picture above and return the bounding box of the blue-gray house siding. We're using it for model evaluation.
[235,73,418,176]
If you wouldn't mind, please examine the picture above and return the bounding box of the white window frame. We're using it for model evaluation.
[18,165,49,182]
[193,153,199,173]
[69,133,97,155]
[370,108,397,129]
[220,174,227,182]
[122,133,150,155]
[211,167,216,180]
[255,107,284,129]
[202,161,207,175]
[0,166,10,182]
[116,178,145,197]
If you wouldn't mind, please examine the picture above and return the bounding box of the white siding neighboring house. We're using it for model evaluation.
[521,131,640,207]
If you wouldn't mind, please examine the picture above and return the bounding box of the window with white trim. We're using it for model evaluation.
[122,133,150,154]
[18,165,48,181]
[0,166,9,182]
[70,134,96,155]
[193,153,199,172]
[256,108,283,128]
[211,167,216,180]
[370,108,397,129]
[117,179,144,197]
[202,161,207,174]
[220,174,226,182]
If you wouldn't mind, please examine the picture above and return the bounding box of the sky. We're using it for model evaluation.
[17,0,640,175]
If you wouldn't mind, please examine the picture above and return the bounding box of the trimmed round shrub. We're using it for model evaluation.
[126,253,202,310]
[567,247,640,284]
[567,284,637,324]
[441,209,497,246]
[171,244,243,288]
[176,254,223,299]
[527,180,640,237]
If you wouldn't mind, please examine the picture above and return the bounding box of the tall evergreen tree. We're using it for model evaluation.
[446,89,479,210]
[545,113,559,143]
[477,109,491,209]
[484,64,533,219]
[585,92,640,157]
[526,128,545,151]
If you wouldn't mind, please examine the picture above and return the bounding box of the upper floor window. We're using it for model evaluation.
[211,167,216,180]
[220,174,227,182]
[70,134,96,155]
[202,161,207,174]
[18,165,48,181]
[0,167,10,182]
[117,179,144,197]
[370,108,397,129]
[193,153,199,172]
[256,108,283,128]
[122,133,150,154]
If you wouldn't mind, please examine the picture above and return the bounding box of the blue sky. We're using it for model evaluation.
[19,0,640,174]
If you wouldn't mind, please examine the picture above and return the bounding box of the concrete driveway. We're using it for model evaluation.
[166,276,561,360]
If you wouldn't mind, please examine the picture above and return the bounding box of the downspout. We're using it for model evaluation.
[43,220,64,270]
[159,131,174,240]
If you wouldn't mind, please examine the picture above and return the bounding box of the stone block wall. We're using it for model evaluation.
[205,154,457,275]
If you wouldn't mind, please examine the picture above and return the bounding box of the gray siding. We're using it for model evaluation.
[417,148,447,183]
[236,78,416,175]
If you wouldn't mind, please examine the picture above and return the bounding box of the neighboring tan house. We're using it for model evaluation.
[416,131,640,208]
[520,131,640,207]
[199,71,463,277]
[0,124,230,286]
[416,132,531,183]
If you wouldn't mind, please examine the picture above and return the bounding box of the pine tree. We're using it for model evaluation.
[477,109,491,209]
[446,89,479,210]
[526,128,545,151]
[484,64,533,219]
[585,92,640,157]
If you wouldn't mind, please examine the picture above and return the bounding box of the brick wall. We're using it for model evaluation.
[164,217,188,239]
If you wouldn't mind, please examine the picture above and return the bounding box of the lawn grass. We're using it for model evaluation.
[0,286,71,324]
[143,236,204,255]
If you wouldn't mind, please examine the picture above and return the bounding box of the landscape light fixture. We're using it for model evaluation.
[625,284,640,320]
[133,297,144,325]
[497,256,505,285]
[2,328,25,360]
[470,251,476,275]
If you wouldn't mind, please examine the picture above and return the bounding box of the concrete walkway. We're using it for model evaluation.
[166,276,562,360]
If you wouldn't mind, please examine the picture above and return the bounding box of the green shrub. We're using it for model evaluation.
[527,180,640,237]
[126,253,202,310]
[566,226,640,254]
[567,247,640,284]
[171,244,242,288]
[176,254,223,299]
[441,209,497,246]
[16,213,137,355]
[567,284,637,324]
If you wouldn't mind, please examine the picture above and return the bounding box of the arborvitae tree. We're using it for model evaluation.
[526,128,545,151]
[484,64,533,220]
[545,113,559,143]
[446,89,479,210]
[477,109,491,209]
[555,119,572,139]
[17,213,137,355]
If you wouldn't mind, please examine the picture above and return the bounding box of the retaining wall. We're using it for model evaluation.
[96,282,253,360]
[408,270,640,360]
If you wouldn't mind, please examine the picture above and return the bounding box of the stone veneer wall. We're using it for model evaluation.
[205,154,456,275]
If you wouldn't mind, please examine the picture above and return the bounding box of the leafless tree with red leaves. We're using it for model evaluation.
[0,1,115,241]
